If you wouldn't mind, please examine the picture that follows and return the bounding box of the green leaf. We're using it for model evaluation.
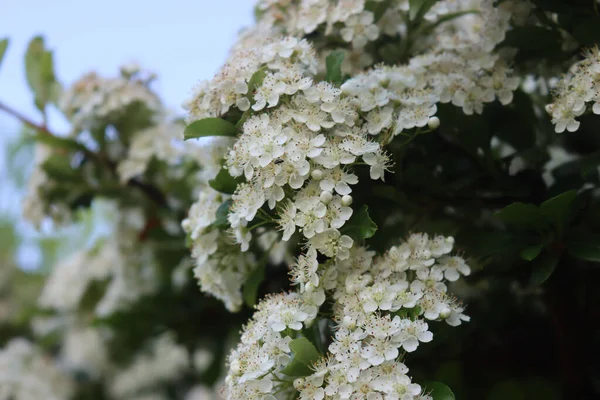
[366,0,392,22]
[325,50,345,86]
[567,235,600,262]
[540,190,577,232]
[243,263,266,308]
[487,380,525,400]
[184,118,237,140]
[424,381,455,400]
[342,205,378,241]
[24,36,58,113]
[530,251,559,285]
[496,202,546,231]
[41,155,80,182]
[409,0,438,21]
[424,10,478,32]
[0,38,8,69]
[208,167,243,194]
[281,337,321,377]
[33,133,90,153]
[520,244,543,261]
[247,66,268,96]
[501,26,562,63]
[212,199,232,229]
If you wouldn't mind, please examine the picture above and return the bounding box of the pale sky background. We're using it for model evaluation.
[0,0,255,267]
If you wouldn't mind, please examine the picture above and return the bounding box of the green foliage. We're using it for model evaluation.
[212,199,232,228]
[184,117,237,139]
[0,38,8,70]
[424,381,455,400]
[24,36,61,113]
[243,264,265,308]
[209,167,243,194]
[342,205,378,241]
[281,337,321,377]
[567,234,600,262]
[409,0,438,21]
[325,50,345,86]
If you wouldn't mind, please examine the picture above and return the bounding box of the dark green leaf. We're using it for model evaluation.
[33,133,90,153]
[184,118,237,140]
[243,264,266,308]
[409,0,438,21]
[325,50,345,86]
[41,155,80,182]
[0,38,8,69]
[496,203,546,231]
[281,337,321,377]
[424,381,456,400]
[540,190,577,232]
[212,199,232,229]
[530,251,559,285]
[208,167,243,194]
[342,205,378,241]
[366,0,392,22]
[520,244,543,261]
[487,380,525,400]
[567,235,600,262]
[571,17,600,47]
[501,26,562,62]
[425,10,478,32]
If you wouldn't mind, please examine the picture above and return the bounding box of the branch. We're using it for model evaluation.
[0,101,51,135]
[0,100,170,211]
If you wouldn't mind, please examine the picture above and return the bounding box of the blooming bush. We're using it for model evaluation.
[1,0,600,399]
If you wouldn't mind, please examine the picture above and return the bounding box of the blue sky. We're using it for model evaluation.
[0,0,254,267]
[0,0,254,126]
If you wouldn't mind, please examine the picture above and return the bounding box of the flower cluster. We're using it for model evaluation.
[109,332,189,399]
[59,63,161,131]
[546,46,600,133]
[222,234,470,400]
[38,203,159,317]
[0,338,74,400]
[182,0,526,311]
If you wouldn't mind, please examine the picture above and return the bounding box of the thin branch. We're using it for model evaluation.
[0,99,170,210]
[0,101,51,135]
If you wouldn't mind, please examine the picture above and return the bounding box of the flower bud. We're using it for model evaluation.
[440,306,452,319]
[427,116,440,130]
[320,191,333,204]
[311,169,324,180]
[341,195,353,206]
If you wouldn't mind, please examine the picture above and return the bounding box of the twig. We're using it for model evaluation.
[0,100,169,210]
[0,101,51,135]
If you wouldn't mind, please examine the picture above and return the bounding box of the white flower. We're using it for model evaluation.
[290,247,320,292]
[310,229,354,260]
[393,320,433,352]
[340,11,380,48]
[361,337,399,366]
[437,256,470,281]
[363,151,392,181]
[278,200,298,241]
[320,168,359,195]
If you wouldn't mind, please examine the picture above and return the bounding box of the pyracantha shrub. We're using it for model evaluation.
[1,0,600,399]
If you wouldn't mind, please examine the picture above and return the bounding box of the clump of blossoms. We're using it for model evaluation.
[546,46,600,133]
[108,332,189,399]
[182,0,526,308]
[11,62,224,399]
[179,0,531,398]
[0,338,74,400]
[222,234,470,399]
